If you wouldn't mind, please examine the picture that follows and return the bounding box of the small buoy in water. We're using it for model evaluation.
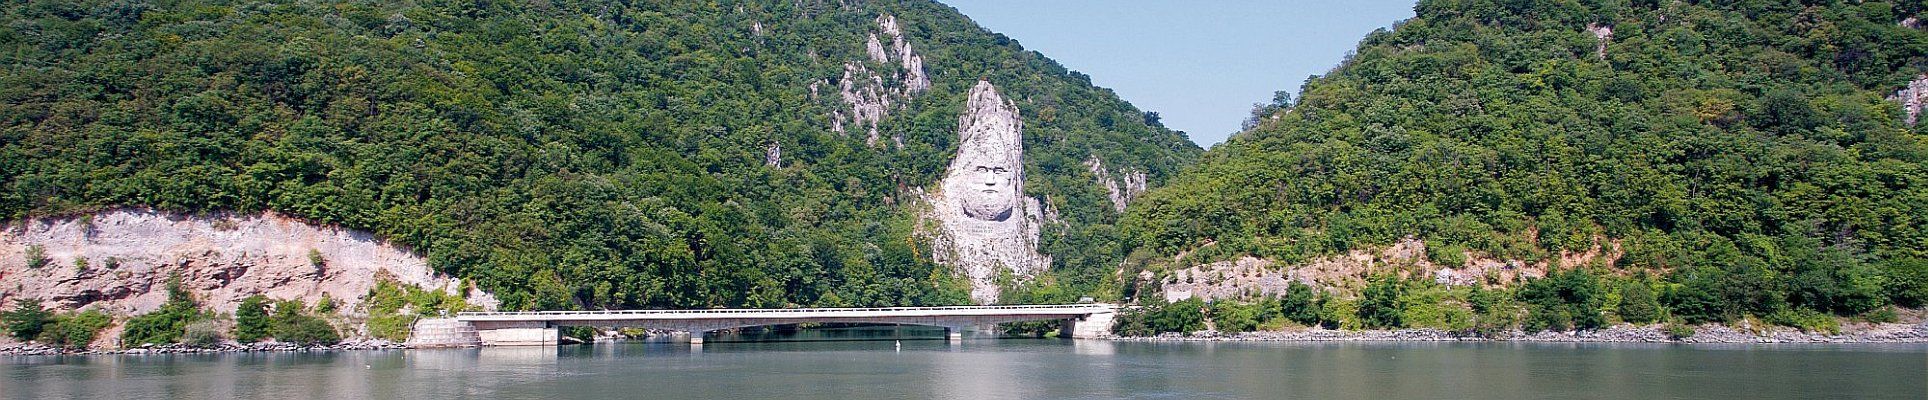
[365,365,371,369]
[895,340,901,351]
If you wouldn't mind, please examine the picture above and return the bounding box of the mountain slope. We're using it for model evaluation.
[0,0,1200,309]
[1124,0,1928,325]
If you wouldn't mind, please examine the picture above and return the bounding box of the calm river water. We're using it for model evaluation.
[5,327,1926,399]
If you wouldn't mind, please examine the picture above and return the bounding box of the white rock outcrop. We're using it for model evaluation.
[828,13,930,147]
[0,209,496,317]
[1586,23,1612,59]
[924,81,1048,303]
[1084,155,1148,212]
[1891,74,1928,126]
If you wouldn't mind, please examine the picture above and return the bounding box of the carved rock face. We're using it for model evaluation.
[951,141,1018,221]
[945,80,1024,221]
[925,80,1048,303]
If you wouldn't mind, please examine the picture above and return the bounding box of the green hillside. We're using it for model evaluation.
[0,0,1199,309]
[1123,0,1928,330]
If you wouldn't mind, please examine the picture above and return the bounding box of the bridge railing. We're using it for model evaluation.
[456,304,1110,318]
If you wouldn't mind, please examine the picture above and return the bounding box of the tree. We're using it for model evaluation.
[2,299,52,340]
[234,295,270,343]
[1279,282,1321,325]
[1617,281,1662,324]
[1357,275,1404,329]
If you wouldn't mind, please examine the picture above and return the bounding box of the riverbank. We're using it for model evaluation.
[1,340,408,356]
[1111,321,1928,343]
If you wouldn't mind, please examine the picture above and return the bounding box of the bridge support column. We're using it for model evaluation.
[1067,308,1117,339]
[946,327,962,342]
[472,321,560,346]
[689,332,705,345]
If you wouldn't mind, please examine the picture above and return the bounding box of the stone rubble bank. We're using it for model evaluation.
[1,339,410,356]
[1113,322,1928,344]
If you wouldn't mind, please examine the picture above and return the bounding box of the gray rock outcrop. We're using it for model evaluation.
[828,14,930,148]
[1891,74,1928,126]
[1084,155,1148,212]
[0,209,496,318]
[924,81,1049,303]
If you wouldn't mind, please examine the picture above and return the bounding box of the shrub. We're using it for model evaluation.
[1665,323,1696,340]
[1356,275,1404,329]
[2,299,53,340]
[181,320,224,347]
[121,275,209,346]
[1864,308,1899,324]
[1151,298,1208,334]
[269,300,339,346]
[1617,282,1662,324]
[307,249,326,269]
[1211,301,1263,333]
[1764,309,1840,334]
[25,245,49,269]
[72,257,88,273]
[1882,258,1928,308]
[37,310,112,348]
[1278,282,1321,326]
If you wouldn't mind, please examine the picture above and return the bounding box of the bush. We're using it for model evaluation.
[1356,275,1405,329]
[307,249,326,269]
[234,295,270,343]
[72,257,88,273]
[121,275,209,346]
[1278,282,1321,326]
[1864,308,1899,324]
[1211,301,1263,333]
[273,317,340,346]
[37,310,112,348]
[1151,298,1208,334]
[25,245,49,269]
[1883,258,1928,308]
[269,299,339,346]
[2,298,52,340]
[181,320,224,347]
[1617,282,1662,324]
[1764,309,1840,334]
[1665,323,1697,340]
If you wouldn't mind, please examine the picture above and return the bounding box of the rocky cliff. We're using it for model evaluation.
[924,81,1050,303]
[0,209,495,320]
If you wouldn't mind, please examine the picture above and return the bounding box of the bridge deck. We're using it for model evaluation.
[456,304,1113,322]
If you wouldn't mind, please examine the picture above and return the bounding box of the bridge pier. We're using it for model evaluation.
[470,321,559,346]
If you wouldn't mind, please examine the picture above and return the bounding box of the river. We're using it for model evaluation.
[5,326,1925,399]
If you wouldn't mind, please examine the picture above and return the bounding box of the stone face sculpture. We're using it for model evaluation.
[926,80,1049,303]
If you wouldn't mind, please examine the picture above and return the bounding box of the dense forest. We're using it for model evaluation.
[1121,0,1928,334]
[0,0,1199,310]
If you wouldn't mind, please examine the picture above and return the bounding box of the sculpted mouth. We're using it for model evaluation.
[980,189,998,193]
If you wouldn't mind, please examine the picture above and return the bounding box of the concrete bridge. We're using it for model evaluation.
[442,304,1118,346]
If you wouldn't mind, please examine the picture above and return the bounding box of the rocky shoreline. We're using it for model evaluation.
[1112,322,1928,344]
[1,340,410,356]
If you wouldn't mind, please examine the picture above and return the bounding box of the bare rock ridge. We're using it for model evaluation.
[827,13,930,148]
[1156,238,1619,303]
[1084,155,1148,212]
[0,209,496,322]
[923,80,1049,303]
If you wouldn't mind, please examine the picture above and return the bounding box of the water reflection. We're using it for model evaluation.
[5,341,1925,399]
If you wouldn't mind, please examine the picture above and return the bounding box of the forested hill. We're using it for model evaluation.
[1123,1,1928,324]
[0,0,1200,309]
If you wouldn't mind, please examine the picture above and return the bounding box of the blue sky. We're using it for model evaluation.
[940,1,1417,147]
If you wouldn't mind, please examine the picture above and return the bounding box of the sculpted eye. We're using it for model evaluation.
[993,167,1008,173]
[975,166,989,172]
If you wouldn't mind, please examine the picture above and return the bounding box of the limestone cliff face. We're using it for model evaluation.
[1085,155,1148,212]
[923,81,1049,303]
[0,209,496,319]
[1891,74,1928,126]
[827,13,930,148]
